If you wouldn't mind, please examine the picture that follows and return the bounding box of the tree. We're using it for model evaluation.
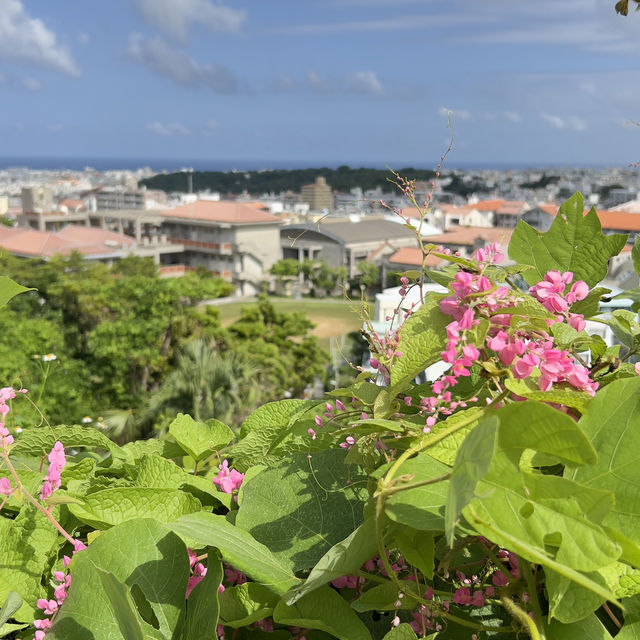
[269,259,300,277]
[357,261,379,289]
[143,338,262,431]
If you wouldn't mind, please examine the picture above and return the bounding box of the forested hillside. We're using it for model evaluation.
[140,165,436,195]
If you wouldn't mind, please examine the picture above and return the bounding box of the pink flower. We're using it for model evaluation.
[492,571,509,586]
[37,599,58,615]
[213,460,244,494]
[0,477,12,495]
[453,587,472,605]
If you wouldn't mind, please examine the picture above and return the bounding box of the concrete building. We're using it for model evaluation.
[160,200,282,295]
[21,187,54,213]
[0,224,182,266]
[301,176,332,212]
[281,217,419,278]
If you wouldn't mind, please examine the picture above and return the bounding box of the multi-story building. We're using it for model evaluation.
[160,200,282,295]
[301,176,333,212]
[21,186,54,213]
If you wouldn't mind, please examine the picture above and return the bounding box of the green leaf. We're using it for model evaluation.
[633,235,640,278]
[0,505,60,621]
[508,192,628,286]
[390,293,449,386]
[168,512,301,596]
[185,552,223,640]
[547,614,613,639]
[0,623,28,637]
[352,582,418,612]
[504,378,592,414]
[120,438,186,462]
[235,449,367,572]
[273,585,372,640]
[169,413,234,462]
[446,416,498,545]
[49,518,188,640]
[94,566,145,640]
[568,378,640,546]
[546,568,609,623]
[381,624,418,640]
[458,402,621,600]
[0,592,22,627]
[391,527,434,580]
[219,583,279,628]
[608,309,640,349]
[68,487,202,528]
[286,518,378,603]
[570,287,611,317]
[384,453,451,531]
[13,424,124,458]
[0,276,34,308]
[240,399,309,438]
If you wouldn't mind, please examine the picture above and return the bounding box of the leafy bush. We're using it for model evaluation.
[2,191,640,639]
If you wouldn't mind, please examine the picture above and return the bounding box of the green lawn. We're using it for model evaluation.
[214,297,367,349]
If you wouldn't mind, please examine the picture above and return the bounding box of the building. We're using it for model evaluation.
[301,177,332,212]
[422,226,514,258]
[160,200,282,295]
[281,217,419,278]
[21,187,54,213]
[0,224,182,266]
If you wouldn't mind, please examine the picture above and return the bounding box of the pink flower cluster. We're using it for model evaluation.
[34,539,86,639]
[185,548,227,598]
[212,460,244,495]
[0,386,27,454]
[430,252,599,418]
[309,399,346,441]
[40,441,66,501]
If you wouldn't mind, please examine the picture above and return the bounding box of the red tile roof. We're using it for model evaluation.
[0,225,135,258]
[423,226,513,246]
[388,247,445,267]
[162,200,279,224]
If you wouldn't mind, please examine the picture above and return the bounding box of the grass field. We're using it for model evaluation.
[214,297,366,349]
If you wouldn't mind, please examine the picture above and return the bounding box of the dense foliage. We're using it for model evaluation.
[0,254,327,434]
[140,165,436,195]
[4,191,640,640]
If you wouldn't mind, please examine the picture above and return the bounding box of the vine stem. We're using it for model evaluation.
[502,597,541,640]
[520,555,547,640]
[1,451,76,546]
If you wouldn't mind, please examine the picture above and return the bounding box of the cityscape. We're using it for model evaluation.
[3,2,640,639]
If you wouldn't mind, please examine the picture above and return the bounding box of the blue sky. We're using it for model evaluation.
[1,0,640,168]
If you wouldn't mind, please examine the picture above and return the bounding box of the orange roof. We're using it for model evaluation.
[597,210,640,233]
[0,225,135,258]
[423,226,513,247]
[496,201,527,215]
[162,200,279,224]
[388,247,445,267]
[461,199,505,212]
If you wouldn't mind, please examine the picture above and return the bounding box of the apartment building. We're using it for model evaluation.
[160,200,282,295]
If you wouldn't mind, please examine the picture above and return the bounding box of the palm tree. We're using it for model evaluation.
[143,339,262,431]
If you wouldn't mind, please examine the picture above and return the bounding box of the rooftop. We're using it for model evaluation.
[0,224,136,259]
[161,200,280,225]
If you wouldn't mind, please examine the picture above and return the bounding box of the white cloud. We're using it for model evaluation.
[203,119,218,136]
[22,75,40,91]
[540,112,565,129]
[540,113,587,131]
[305,70,332,93]
[271,13,491,35]
[135,0,246,43]
[128,34,238,93]
[146,121,191,136]
[345,70,384,96]
[0,0,80,75]
[505,111,522,123]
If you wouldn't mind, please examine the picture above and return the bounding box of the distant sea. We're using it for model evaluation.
[0,157,616,173]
